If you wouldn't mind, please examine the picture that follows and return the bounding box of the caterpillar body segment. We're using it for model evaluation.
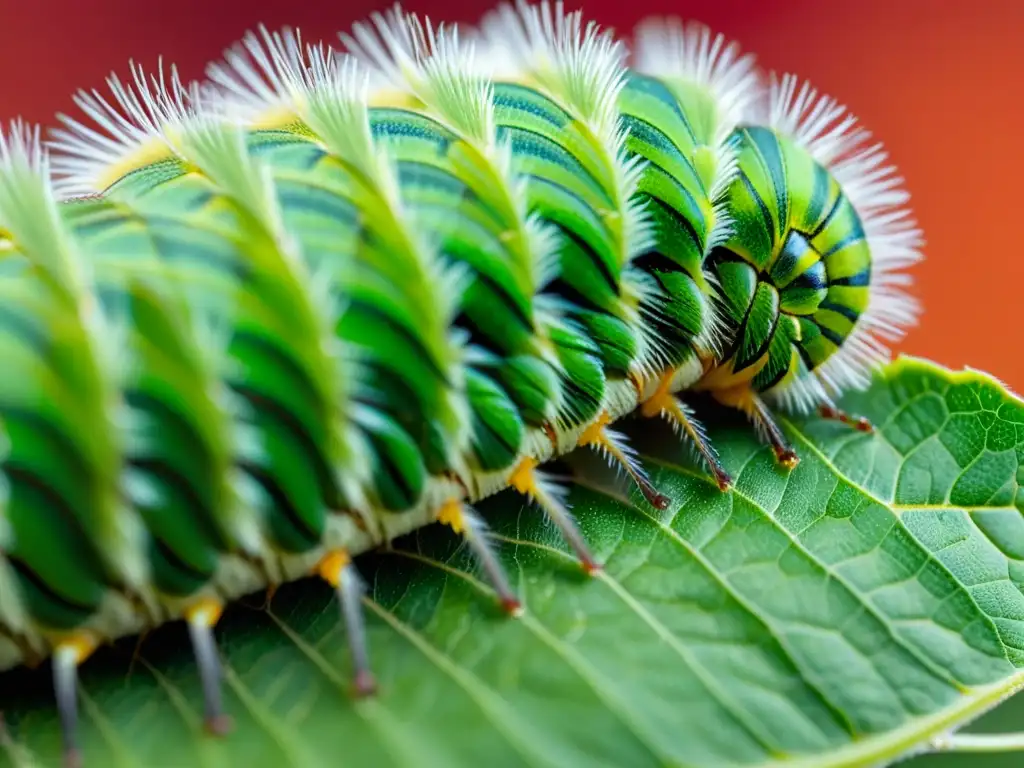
[0,2,921,764]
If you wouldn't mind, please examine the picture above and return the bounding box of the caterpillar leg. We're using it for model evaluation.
[640,376,733,491]
[819,403,874,433]
[509,458,600,575]
[438,500,523,615]
[715,386,799,469]
[577,412,671,509]
[52,633,99,768]
[183,599,231,736]
[316,551,376,697]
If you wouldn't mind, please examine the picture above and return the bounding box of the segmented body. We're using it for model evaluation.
[0,2,921,762]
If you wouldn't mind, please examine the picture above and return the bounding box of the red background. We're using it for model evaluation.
[2,0,1022,391]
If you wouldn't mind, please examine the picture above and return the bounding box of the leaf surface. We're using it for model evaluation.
[3,357,1024,768]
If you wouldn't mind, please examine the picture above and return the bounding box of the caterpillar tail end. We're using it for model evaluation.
[316,551,377,698]
[578,411,672,510]
[640,378,733,492]
[52,633,99,768]
[439,500,524,617]
[184,598,233,737]
[509,458,601,576]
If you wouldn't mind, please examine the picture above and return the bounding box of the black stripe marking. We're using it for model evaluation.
[231,374,332,505]
[473,406,520,458]
[471,270,534,335]
[788,267,828,293]
[736,302,781,374]
[238,461,322,551]
[367,426,419,509]
[152,534,214,587]
[796,337,817,371]
[3,409,95,521]
[128,449,228,554]
[620,112,707,197]
[808,193,844,239]
[804,163,832,226]
[831,269,871,287]
[643,196,704,264]
[349,297,451,385]
[492,83,573,128]
[744,127,789,234]
[758,349,792,391]
[549,221,620,303]
[370,109,454,153]
[820,229,867,259]
[499,124,611,202]
[818,300,860,323]
[622,73,695,141]
[739,173,776,247]
[820,324,845,346]
[5,556,96,622]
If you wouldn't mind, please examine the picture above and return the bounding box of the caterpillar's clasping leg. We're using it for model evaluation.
[316,551,376,697]
[715,386,799,469]
[184,598,232,737]
[439,500,523,616]
[819,404,873,433]
[509,458,600,575]
[52,632,98,768]
[641,375,733,491]
[578,411,671,509]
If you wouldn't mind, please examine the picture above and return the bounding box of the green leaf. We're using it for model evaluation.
[4,356,1024,768]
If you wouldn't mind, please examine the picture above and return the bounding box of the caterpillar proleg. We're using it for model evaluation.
[0,2,921,764]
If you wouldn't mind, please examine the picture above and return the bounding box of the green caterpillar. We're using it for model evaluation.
[0,2,921,764]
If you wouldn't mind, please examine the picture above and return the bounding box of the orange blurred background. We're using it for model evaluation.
[2,0,1023,390]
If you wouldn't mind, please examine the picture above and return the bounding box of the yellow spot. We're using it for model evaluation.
[577,410,612,448]
[251,104,304,130]
[640,370,676,419]
[368,88,421,109]
[509,457,540,497]
[97,137,175,191]
[437,499,466,535]
[315,550,351,588]
[779,453,800,470]
[184,597,224,628]
[56,631,99,665]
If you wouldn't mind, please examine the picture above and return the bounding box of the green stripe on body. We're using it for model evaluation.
[0,262,114,628]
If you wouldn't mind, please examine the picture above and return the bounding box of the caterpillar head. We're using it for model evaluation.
[713,74,922,413]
